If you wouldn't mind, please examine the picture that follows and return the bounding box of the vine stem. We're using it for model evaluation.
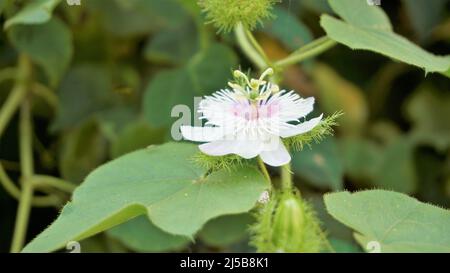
[0,56,30,137]
[234,22,268,70]
[0,163,58,207]
[257,157,271,184]
[244,28,272,67]
[10,56,34,253]
[275,36,337,68]
[32,175,76,193]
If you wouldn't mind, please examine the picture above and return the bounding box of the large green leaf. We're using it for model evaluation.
[22,142,268,252]
[324,190,450,252]
[107,215,190,252]
[8,18,73,85]
[321,0,450,77]
[291,138,344,191]
[4,0,61,29]
[328,0,392,30]
[143,44,237,127]
[199,213,254,248]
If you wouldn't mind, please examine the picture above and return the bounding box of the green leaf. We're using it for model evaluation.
[300,0,332,14]
[4,0,61,29]
[402,0,447,41]
[199,213,254,248]
[8,18,73,85]
[51,65,115,131]
[328,238,361,253]
[107,215,190,252]
[321,0,450,77]
[144,18,200,65]
[328,0,392,30]
[186,44,238,94]
[340,137,382,182]
[58,120,108,184]
[111,120,165,158]
[143,44,237,127]
[22,142,268,252]
[291,137,343,191]
[262,7,313,51]
[143,68,194,128]
[405,85,450,152]
[372,138,417,194]
[324,190,450,252]
[85,0,189,37]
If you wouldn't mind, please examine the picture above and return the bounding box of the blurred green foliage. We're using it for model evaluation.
[0,0,449,253]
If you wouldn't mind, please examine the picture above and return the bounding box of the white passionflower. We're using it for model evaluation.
[180,68,323,167]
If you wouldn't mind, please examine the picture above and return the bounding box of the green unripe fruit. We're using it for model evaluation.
[198,0,280,33]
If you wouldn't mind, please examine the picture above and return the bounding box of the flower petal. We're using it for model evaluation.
[180,126,224,142]
[266,92,315,122]
[279,114,323,138]
[259,142,291,167]
[199,139,262,159]
[199,141,234,156]
[233,139,262,159]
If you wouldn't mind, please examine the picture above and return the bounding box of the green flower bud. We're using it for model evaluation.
[250,190,327,253]
[198,0,280,33]
[271,192,305,252]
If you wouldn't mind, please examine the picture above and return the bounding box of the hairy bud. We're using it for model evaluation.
[198,0,280,33]
[250,190,327,253]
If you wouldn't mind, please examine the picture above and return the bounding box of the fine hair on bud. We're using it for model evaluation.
[250,190,329,253]
[198,0,281,33]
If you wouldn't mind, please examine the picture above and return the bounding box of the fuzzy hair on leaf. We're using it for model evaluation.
[283,111,343,152]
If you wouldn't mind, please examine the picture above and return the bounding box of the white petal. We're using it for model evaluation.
[269,93,315,122]
[180,126,224,142]
[199,139,262,159]
[199,141,234,156]
[233,140,262,159]
[259,143,291,167]
[279,114,323,138]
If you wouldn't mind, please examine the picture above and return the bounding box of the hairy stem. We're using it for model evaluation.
[275,36,337,68]
[234,22,268,70]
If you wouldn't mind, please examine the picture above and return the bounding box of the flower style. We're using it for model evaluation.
[180,68,323,167]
